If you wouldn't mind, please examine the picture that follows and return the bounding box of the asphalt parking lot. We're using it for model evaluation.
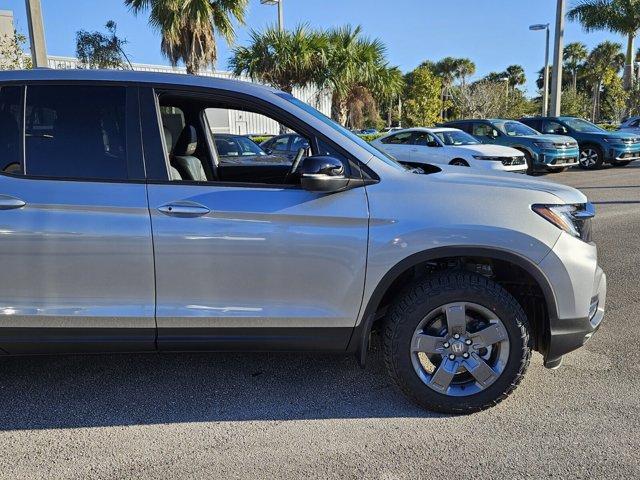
[0,163,639,479]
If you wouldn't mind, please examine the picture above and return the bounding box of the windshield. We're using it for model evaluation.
[215,136,266,157]
[277,93,405,170]
[560,117,605,133]
[494,120,539,136]
[435,130,480,146]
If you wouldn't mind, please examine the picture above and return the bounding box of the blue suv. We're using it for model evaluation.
[519,116,640,169]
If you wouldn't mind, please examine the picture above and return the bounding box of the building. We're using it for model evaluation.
[0,10,14,39]
[47,56,332,136]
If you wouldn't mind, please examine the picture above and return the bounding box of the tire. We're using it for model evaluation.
[383,271,531,414]
[518,150,536,175]
[578,145,604,169]
[449,159,469,167]
[614,160,632,167]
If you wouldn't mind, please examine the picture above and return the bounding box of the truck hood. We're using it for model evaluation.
[423,165,587,204]
[512,134,575,143]
[584,130,640,141]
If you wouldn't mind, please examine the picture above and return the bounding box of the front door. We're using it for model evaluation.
[0,84,155,353]
[142,88,370,351]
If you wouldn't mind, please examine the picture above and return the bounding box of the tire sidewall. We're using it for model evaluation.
[579,145,604,169]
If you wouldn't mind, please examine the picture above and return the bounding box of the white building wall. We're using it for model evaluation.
[47,56,332,135]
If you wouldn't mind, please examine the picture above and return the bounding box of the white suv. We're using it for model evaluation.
[371,127,527,173]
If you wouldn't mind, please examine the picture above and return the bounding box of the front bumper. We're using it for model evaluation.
[544,266,606,367]
[607,145,640,162]
[537,232,607,367]
[535,148,580,168]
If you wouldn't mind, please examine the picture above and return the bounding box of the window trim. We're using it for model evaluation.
[0,82,145,184]
[143,86,367,188]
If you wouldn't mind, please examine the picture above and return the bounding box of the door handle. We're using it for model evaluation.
[0,195,26,210]
[158,201,210,217]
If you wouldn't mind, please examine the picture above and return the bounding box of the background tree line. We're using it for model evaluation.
[3,0,640,128]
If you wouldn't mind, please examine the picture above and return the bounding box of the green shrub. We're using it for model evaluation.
[358,133,384,142]
[249,135,271,144]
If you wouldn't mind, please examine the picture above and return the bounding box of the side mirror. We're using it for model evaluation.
[264,148,273,155]
[426,141,439,147]
[299,156,350,193]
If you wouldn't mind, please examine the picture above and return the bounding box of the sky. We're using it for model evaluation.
[4,0,624,94]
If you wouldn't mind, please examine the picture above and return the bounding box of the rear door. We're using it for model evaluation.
[379,131,414,161]
[0,83,155,353]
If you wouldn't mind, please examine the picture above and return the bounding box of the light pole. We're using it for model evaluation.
[500,76,510,103]
[261,0,284,31]
[549,0,566,116]
[24,0,48,67]
[530,23,550,116]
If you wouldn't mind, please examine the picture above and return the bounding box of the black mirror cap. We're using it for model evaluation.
[299,155,350,193]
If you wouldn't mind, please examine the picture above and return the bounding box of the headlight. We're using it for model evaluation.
[532,203,595,241]
[472,155,502,160]
[603,137,625,145]
[533,141,555,149]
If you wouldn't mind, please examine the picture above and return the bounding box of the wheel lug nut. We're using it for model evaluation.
[443,342,450,348]
[448,354,456,360]
[465,339,472,345]
[462,352,470,359]
[453,333,460,339]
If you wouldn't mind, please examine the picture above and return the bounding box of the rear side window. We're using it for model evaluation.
[0,86,23,175]
[24,85,128,180]
[382,132,413,144]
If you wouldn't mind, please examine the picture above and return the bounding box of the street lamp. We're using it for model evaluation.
[530,23,550,117]
[500,76,510,103]
[261,0,284,31]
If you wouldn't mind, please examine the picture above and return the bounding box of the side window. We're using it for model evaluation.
[24,85,128,180]
[270,135,291,152]
[542,120,567,135]
[382,132,413,144]
[472,123,495,138]
[413,132,437,146]
[0,86,23,174]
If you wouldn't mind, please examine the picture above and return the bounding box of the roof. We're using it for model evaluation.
[0,68,279,96]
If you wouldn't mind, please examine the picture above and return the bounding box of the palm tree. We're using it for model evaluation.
[586,41,625,120]
[455,58,476,87]
[568,0,640,89]
[375,66,405,128]
[125,0,248,74]
[434,57,461,120]
[563,41,589,90]
[323,25,387,126]
[504,64,526,87]
[229,25,327,93]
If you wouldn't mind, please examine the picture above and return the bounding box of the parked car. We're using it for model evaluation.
[260,133,310,162]
[0,69,606,414]
[214,134,291,165]
[442,119,579,174]
[618,116,640,134]
[370,127,527,173]
[519,116,640,169]
[360,128,378,135]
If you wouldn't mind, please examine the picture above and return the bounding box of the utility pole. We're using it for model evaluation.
[529,24,550,116]
[261,0,283,31]
[25,0,48,67]
[549,0,565,116]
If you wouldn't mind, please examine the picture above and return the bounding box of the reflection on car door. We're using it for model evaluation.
[0,84,155,353]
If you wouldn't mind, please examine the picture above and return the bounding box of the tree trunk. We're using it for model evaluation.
[591,82,598,122]
[624,33,635,90]
[573,69,577,92]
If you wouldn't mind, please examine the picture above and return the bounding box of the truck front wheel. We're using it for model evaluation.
[383,271,532,413]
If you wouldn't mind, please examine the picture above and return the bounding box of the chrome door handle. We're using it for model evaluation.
[158,202,210,217]
[0,195,26,210]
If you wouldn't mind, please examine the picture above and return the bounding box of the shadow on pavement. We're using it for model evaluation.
[0,338,442,431]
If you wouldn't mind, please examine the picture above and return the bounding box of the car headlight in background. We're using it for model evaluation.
[533,141,555,149]
[532,203,595,242]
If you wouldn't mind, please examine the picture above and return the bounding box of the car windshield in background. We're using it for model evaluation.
[495,121,539,136]
[277,93,405,171]
[435,130,480,146]
[561,117,605,133]
[216,136,266,157]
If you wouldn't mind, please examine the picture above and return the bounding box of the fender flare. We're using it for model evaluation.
[347,246,558,366]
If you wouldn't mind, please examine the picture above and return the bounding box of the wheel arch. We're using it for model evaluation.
[348,246,558,366]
